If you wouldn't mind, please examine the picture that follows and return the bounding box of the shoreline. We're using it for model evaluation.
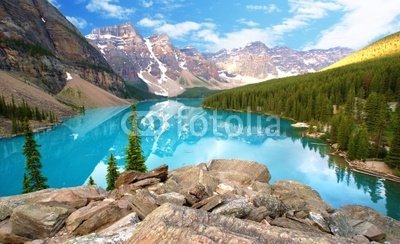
[306,131,400,184]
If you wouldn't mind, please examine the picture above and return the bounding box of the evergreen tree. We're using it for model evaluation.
[347,130,358,161]
[356,127,370,161]
[386,109,400,168]
[345,87,355,116]
[348,127,370,161]
[337,115,354,150]
[22,173,31,193]
[106,153,119,191]
[125,104,147,172]
[88,176,96,186]
[22,118,48,193]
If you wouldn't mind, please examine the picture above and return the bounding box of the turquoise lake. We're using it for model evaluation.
[1,99,399,220]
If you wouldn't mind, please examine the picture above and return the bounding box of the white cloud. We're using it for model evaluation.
[138,18,163,28]
[138,17,276,52]
[141,0,153,8]
[306,0,400,50]
[272,0,341,36]
[138,17,204,39]
[159,0,184,11]
[236,18,259,27]
[246,4,278,13]
[156,22,201,39]
[66,16,88,29]
[203,28,276,52]
[48,0,61,8]
[86,0,134,19]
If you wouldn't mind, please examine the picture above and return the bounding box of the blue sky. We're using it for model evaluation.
[49,0,400,52]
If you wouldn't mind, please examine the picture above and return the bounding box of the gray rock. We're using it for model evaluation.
[189,183,209,201]
[191,195,224,211]
[212,199,253,218]
[10,204,69,239]
[65,199,129,235]
[271,217,324,234]
[328,212,354,237]
[216,183,235,195]
[129,189,158,220]
[308,212,330,233]
[127,203,353,243]
[352,221,386,242]
[159,178,180,194]
[181,191,199,206]
[170,166,219,197]
[251,190,287,219]
[250,181,271,193]
[132,178,160,188]
[114,170,142,189]
[136,164,168,182]
[207,159,271,184]
[352,234,370,243]
[246,206,270,222]
[272,180,334,217]
[0,219,32,244]
[108,184,135,199]
[156,192,186,206]
[0,186,105,220]
[336,205,400,242]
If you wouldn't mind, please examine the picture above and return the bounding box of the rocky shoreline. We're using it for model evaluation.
[305,131,400,184]
[1,159,399,243]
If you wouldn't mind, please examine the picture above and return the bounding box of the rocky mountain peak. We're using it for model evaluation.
[180,46,202,57]
[0,0,124,95]
[86,23,222,97]
[244,41,269,50]
[205,44,353,83]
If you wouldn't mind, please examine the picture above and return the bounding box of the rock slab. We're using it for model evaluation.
[128,203,353,243]
[10,204,69,239]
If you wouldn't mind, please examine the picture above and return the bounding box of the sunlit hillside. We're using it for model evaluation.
[323,31,400,71]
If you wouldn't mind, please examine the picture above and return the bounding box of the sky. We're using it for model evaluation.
[48,0,400,52]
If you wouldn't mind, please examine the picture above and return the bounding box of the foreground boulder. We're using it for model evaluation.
[0,186,105,221]
[272,180,335,217]
[65,199,129,235]
[10,204,70,239]
[336,205,400,242]
[128,203,352,243]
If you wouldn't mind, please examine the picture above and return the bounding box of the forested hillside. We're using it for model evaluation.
[203,53,400,172]
[324,31,400,70]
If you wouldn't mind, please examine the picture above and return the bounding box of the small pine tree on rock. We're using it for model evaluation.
[22,118,48,193]
[88,176,96,186]
[106,153,119,191]
[125,104,147,172]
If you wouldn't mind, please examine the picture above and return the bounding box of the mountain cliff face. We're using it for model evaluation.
[87,23,352,95]
[203,42,353,83]
[0,0,124,95]
[86,23,221,97]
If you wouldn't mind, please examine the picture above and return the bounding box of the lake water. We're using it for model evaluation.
[1,99,399,220]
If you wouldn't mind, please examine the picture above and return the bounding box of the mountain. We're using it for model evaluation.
[203,42,353,83]
[86,23,353,95]
[0,0,130,137]
[324,31,400,71]
[86,23,223,97]
[0,0,125,97]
